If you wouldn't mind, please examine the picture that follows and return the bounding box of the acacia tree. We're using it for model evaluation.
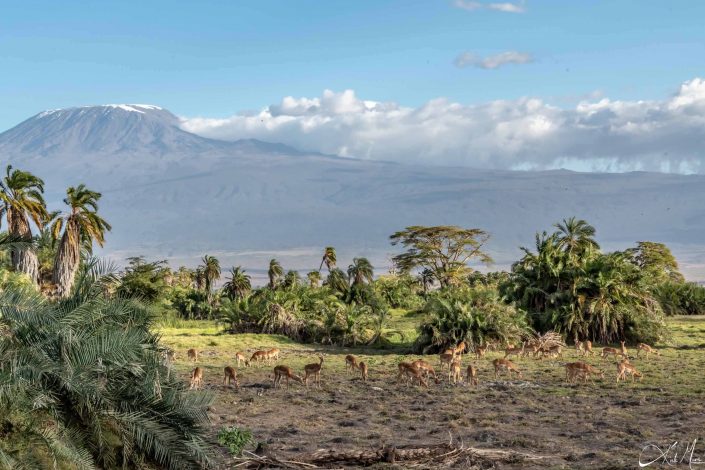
[390,226,493,288]
[0,166,48,284]
[51,185,111,297]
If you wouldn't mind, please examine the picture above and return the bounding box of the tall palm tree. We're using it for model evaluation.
[268,258,283,289]
[348,257,374,286]
[555,217,600,264]
[318,246,337,273]
[200,255,221,302]
[0,166,48,284]
[307,270,321,288]
[51,185,111,297]
[222,266,251,300]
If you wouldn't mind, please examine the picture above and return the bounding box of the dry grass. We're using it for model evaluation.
[158,316,705,469]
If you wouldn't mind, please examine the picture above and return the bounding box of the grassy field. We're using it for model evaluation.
[158,315,705,469]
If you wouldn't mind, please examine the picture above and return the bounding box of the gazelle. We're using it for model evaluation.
[449,359,462,384]
[616,360,643,383]
[574,340,587,357]
[601,347,622,360]
[493,358,522,379]
[504,343,525,359]
[453,341,467,356]
[250,350,268,365]
[303,356,324,388]
[583,340,593,356]
[397,362,428,388]
[438,352,455,370]
[235,351,250,367]
[543,345,563,359]
[466,364,478,387]
[636,343,659,360]
[266,348,281,364]
[189,367,203,390]
[474,345,487,360]
[358,361,368,382]
[187,348,199,362]
[223,366,239,389]
[273,365,304,389]
[620,341,628,359]
[565,362,604,383]
[411,359,439,383]
[345,354,359,374]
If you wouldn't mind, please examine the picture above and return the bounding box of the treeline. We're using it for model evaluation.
[105,223,705,351]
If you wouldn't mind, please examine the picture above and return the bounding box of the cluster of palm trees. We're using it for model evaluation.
[504,217,667,343]
[0,166,110,297]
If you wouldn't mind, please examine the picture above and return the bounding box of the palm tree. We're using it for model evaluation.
[307,270,321,288]
[51,185,111,297]
[222,266,251,300]
[318,246,337,273]
[348,257,374,286]
[0,259,213,468]
[200,255,221,303]
[0,166,48,284]
[325,268,349,296]
[268,258,283,289]
[555,217,600,264]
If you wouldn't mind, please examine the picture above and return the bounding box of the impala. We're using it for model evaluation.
[303,356,324,388]
[273,365,304,389]
[223,366,239,389]
[189,367,203,390]
[493,358,522,379]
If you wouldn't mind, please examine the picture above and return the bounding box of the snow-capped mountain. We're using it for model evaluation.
[2,105,705,281]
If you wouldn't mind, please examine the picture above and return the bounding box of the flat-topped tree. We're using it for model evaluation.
[390,225,492,288]
[51,184,111,297]
[0,165,48,284]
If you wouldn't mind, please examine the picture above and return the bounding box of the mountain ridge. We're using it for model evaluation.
[2,105,705,282]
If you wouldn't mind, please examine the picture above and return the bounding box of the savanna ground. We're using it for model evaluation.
[159,312,705,469]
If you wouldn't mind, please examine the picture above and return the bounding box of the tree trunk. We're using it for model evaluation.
[7,207,39,285]
[52,219,81,298]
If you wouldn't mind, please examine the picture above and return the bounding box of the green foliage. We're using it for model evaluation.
[373,273,424,310]
[390,225,492,287]
[504,219,668,343]
[0,259,213,469]
[218,426,253,456]
[653,281,705,316]
[116,256,170,302]
[414,285,530,354]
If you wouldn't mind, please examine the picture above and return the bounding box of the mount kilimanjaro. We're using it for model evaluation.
[2,104,704,281]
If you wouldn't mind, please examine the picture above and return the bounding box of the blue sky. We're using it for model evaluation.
[2,0,705,132]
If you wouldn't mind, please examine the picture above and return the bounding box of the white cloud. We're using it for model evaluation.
[454,51,534,69]
[180,78,705,174]
[454,0,526,13]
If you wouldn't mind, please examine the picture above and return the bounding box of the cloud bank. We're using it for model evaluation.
[181,78,705,173]
[454,51,534,69]
[453,0,526,13]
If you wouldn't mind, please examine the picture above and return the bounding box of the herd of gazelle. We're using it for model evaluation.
[183,339,659,390]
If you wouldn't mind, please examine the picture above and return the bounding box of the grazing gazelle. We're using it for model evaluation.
[187,348,199,362]
[189,367,203,390]
[493,358,522,379]
[303,356,324,388]
[616,360,643,383]
[397,362,429,388]
[411,359,439,384]
[266,348,281,364]
[636,343,659,360]
[345,354,359,374]
[250,350,268,365]
[223,366,239,389]
[235,351,250,367]
[601,347,622,360]
[466,364,478,387]
[358,361,368,382]
[474,345,487,360]
[272,365,304,389]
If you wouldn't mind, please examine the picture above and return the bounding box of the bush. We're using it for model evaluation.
[414,285,531,354]
[218,426,253,456]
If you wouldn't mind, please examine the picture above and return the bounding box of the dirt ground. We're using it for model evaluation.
[175,344,705,469]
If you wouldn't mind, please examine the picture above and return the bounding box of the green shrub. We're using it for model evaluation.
[218,426,253,456]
